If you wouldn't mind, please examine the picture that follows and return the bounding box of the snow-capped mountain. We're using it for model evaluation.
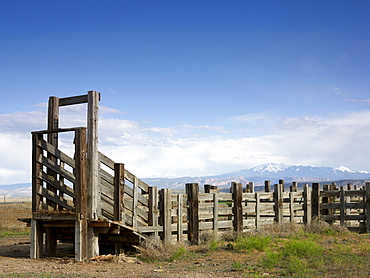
[2,164,370,197]
[144,163,370,189]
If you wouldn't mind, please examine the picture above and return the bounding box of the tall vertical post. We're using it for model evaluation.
[159,189,172,243]
[148,187,159,238]
[265,180,271,192]
[274,183,284,224]
[45,97,59,257]
[303,184,312,225]
[114,163,125,222]
[87,91,100,258]
[186,183,199,245]
[74,128,88,261]
[365,182,370,232]
[311,183,320,219]
[232,182,243,234]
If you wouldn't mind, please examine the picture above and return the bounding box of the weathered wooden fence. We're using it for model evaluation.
[134,181,370,243]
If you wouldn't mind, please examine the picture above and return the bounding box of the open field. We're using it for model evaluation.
[0,202,370,277]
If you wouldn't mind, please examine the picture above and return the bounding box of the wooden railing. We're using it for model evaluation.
[99,152,150,227]
[31,128,87,219]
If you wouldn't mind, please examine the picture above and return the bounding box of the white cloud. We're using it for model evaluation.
[1,106,370,184]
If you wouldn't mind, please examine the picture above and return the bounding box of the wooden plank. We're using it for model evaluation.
[38,139,75,168]
[186,183,199,245]
[32,133,42,213]
[177,194,183,242]
[39,156,76,183]
[59,94,89,106]
[38,186,74,210]
[132,177,139,227]
[160,189,172,242]
[99,152,115,170]
[39,172,75,199]
[344,190,366,197]
[320,191,341,197]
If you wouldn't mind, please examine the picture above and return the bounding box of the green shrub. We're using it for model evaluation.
[283,239,323,258]
[260,249,282,269]
[235,235,272,252]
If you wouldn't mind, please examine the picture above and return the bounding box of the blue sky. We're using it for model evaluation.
[1,0,370,185]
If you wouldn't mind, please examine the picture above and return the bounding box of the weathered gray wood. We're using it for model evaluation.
[255,192,260,229]
[186,183,199,245]
[160,189,172,242]
[38,139,75,168]
[87,90,100,220]
[32,133,42,213]
[366,182,370,232]
[274,184,284,224]
[132,177,139,227]
[74,128,88,260]
[114,163,125,222]
[232,182,243,234]
[290,182,298,192]
[59,94,90,106]
[303,185,311,224]
[289,192,295,223]
[177,194,184,242]
[148,187,159,237]
[213,193,219,237]
[30,219,43,259]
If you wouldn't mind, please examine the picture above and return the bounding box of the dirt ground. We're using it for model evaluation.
[0,234,255,278]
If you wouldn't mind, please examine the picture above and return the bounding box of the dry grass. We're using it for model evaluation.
[0,202,31,234]
[136,236,188,262]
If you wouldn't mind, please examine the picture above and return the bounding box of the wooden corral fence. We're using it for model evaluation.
[135,181,370,244]
[27,91,370,262]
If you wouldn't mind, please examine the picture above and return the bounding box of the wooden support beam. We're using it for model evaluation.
[177,194,184,242]
[114,163,125,222]
[74,128,88,261]
[186,183,199,245]
[161,189,172,243]
[30,219,43,259]
[311,183,320,219]
[274,183,284,224]
[148,187,159,238]
[303,184,312,225]
[232,182,243,234]
[365,182,370,232]
[265,180,271,193]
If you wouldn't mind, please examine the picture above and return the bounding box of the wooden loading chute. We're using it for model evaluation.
[30,91,149,261]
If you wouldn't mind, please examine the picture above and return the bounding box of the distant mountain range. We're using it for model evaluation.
[1,163,370,198]
[143,163,370,190]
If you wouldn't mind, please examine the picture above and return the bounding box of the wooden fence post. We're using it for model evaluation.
[114,163,125,222]
[274,183,284,224]
[213,192,219,238]
[148,187,159,238]
[159,189,172,243]
[177,194,184,242]
[232,182,243,234]
[290,182,298,192]
[265,180,271,192]
[255,192,260,229]
[74,128,88,261]
[312,183,320,219]
[186,183,199,245]
[303,184,312,225]
[365,182,370,232]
